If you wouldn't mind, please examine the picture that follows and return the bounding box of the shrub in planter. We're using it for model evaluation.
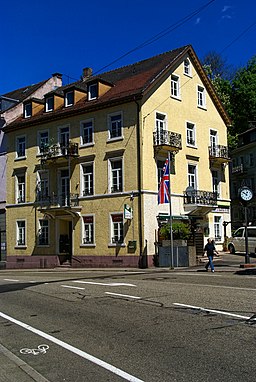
[160,221,191,240]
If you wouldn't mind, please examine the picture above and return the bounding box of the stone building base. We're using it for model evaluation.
[6,255,154,269]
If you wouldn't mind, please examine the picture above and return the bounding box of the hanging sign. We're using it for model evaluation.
[124,204,133,220]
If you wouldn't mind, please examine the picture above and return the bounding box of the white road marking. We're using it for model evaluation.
[20,344,49,356]
[61,285,85,290]
[0,311,144,382]
[72,281,136,287]
[173,303,256,321]
[3,278,19,282]
[165,281,256,292]
[105,292,141,299]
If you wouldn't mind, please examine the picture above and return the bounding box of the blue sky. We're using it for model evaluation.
[1,0,255,94]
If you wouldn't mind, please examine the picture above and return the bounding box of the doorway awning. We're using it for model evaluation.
[157,213,189,222]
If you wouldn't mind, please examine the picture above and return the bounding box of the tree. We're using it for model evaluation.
[202,51,235,81]
[202,52,234,146]
[231,56,256,134]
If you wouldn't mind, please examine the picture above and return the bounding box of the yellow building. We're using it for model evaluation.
[4,45,231,269]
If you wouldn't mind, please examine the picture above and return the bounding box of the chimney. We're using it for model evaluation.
[52,73,63,88]
[82,67,93,81]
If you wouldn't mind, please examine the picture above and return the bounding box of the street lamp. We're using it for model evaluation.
[239,186,253,264]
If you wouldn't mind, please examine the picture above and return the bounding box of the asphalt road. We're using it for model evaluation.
[0,263,256,382]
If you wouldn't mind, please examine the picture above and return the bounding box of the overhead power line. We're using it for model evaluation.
[220,20,256,55]
[93,0,216,75]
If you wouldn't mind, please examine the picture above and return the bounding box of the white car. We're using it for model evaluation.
[228,226,256,254]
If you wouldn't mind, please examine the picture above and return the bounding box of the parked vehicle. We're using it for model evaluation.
[228,226,256,254]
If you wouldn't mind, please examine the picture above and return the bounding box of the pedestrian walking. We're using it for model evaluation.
[204,238,218,272]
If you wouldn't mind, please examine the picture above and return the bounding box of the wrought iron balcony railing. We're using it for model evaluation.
[40,141,79,161]
[184,189,218,206]
[208,145,229,161]
[36,192,79,207]
[153,131,182,150]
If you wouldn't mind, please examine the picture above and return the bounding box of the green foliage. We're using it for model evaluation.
[160,221,191,240]
[227,129,238,150]
[231,55,256,134]
[202,51,256,148]
[202,51,235,81]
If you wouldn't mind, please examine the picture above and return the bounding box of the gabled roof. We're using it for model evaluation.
[5,45,231,130]
[2,80,49,105]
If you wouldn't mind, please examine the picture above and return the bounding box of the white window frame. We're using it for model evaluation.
[16,135,26,158]
[59,125,70,144]
[81,162,94,196]
[108,111,123,140]
[184,58,192,76]
[24,103,32,118]
[109,157,123,193]
[36,170,49,201]
[38,219,49,246]
[16,220,26,247]
[45,96,54,112]
[82,215,95,246]
[171,74,180,99]
[188,164,197,189]
[38,130,49,153]
[16,172,26,203]
[186,121,196,147]
[214,216,222,242]
[109,212,124,246]
[65,91,74,107]
[210,129,218,150]
[88,84,98,100]
[156,112,167,131]
[197,85,206,108]
[80,119,94,146]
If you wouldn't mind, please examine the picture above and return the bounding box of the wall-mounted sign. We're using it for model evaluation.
[124,204,133,219]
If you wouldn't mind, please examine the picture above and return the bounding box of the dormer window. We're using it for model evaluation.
[45,96,54,112]
[88,83,98,100]
[24,103,32,118]
[65,91,74,107]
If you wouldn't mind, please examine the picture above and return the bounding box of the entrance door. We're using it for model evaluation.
[60,169,70,206]
[58,221,72,265]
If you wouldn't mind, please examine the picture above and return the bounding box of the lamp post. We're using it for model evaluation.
[239,186,253,264]
[168,151,174,268]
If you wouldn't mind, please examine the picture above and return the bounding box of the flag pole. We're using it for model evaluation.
[168,151,174,268]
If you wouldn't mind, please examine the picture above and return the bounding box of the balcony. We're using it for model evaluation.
[37,192,81,217]
[208,145,230,165]
[184,188,218,215]
[153,131,182,153]
[40,141,79,163]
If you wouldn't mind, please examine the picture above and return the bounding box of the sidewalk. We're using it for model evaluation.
[0,344,50,382]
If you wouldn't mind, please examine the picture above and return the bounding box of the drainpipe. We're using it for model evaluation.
[134,98,146,268]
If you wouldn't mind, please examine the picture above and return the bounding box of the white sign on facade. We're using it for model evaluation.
[124,204,133,219]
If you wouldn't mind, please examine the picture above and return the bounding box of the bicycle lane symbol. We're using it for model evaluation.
[20,344,49,356]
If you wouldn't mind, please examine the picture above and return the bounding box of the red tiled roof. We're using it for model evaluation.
[4,45,231,129]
